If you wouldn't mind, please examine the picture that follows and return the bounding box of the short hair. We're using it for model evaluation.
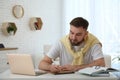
[70,17,89,30]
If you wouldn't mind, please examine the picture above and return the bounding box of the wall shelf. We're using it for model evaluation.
[29,17,43,30]
[0,48,18,51]
[1,22,17,36]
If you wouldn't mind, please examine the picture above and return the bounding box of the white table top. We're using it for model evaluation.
[0,70,118,80]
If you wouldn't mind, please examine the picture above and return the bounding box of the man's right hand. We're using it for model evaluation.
[49,65,62,73]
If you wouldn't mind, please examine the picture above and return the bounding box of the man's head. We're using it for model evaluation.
[69,17,89,46]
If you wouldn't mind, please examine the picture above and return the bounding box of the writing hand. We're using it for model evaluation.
[49,65,62,73]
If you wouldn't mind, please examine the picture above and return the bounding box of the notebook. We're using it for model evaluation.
[76,66,119,77]
[7,53,47,76]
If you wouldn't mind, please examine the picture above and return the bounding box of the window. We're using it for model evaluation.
[62,0,120,56]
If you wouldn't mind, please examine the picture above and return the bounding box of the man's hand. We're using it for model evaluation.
[49,65,62,73]
[60,64,76,72]
[49,64,76,73]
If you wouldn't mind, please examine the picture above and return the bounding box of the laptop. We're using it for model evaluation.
[7,53,47,76]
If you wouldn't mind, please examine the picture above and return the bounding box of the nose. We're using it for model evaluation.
[72,35,76,40]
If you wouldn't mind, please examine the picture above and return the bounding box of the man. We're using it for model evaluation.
[39,17,105,73]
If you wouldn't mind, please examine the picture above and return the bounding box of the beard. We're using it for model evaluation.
[70,39,84,46]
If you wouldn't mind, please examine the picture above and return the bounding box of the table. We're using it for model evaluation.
[113,72,120,80]
[0,70,118,80]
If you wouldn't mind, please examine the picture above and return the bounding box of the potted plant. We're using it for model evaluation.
[112,56,120,62]
[112,56,120,69]
[7,23,17,35]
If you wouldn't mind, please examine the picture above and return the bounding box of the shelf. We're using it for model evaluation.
[1,22,17,36]
[29,17,43,30]
[0,48,18,51]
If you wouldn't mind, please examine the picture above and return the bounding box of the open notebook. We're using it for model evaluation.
[76,66,119,77]
[7,53,47,76]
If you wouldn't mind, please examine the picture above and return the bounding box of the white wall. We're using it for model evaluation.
[0,0,62,55]
[0,0,62,71]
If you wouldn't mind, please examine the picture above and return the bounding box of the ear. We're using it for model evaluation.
[84,31,88,40]
[85,31,88,35]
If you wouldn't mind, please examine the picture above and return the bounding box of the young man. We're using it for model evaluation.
[39,17,105,73]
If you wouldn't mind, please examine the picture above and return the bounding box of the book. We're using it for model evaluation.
[76,66,119,77]
[52,70,74,75]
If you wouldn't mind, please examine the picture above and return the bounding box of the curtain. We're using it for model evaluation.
[62,0,120,55]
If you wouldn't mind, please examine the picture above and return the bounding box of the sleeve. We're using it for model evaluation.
[91,44,104,60]
[46,41,61,60]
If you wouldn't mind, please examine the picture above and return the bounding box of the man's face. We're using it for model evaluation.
[69,25,88,46]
